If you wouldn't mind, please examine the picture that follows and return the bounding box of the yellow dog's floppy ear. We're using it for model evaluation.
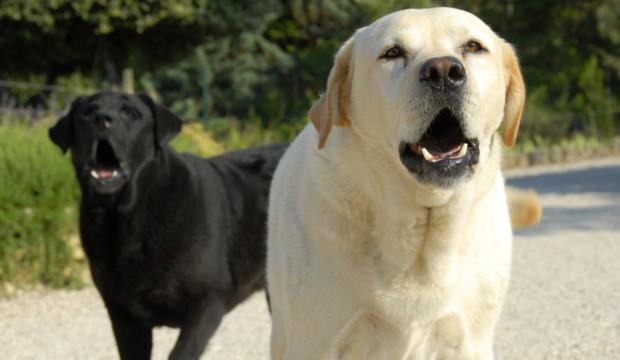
[309,37,354,149]
[501,42,526,147]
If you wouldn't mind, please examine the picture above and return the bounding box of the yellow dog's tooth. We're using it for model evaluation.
[421,147,440,162]
[456,143,468,157]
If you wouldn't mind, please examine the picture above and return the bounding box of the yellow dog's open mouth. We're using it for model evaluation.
[399,108,479,187]
[411,108,469,162]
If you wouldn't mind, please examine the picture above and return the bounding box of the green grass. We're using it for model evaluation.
[507,133,603,154]
[0,124,81,292]
[205,117,304,150]
[171,122,225,157]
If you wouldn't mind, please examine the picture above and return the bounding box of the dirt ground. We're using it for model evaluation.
[2,158,619,359]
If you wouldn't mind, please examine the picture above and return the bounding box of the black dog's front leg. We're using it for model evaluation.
[106,301,153,360]
[168,298,227,360]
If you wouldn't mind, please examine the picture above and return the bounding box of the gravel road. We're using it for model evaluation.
[2,158,619,359]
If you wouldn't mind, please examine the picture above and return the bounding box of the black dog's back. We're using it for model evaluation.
[179,143,289,303]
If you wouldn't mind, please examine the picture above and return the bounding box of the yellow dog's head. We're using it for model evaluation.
[310,7,525,188]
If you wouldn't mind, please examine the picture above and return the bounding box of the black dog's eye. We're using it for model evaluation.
[380,45,405,60]
[463,40,485,54]
[121,105,141,120]
[83,105,98,118]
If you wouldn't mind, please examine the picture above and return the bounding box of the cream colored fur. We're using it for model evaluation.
[267,7,526,360]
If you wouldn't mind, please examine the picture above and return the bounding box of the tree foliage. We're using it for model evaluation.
[0,0,208,82]
[147,0,365,121]
[1,0,618,140]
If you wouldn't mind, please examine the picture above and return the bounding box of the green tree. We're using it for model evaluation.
[149,0,367,122]
[0,0,209,83]
[1,0,617,139]
[147,0,291,120]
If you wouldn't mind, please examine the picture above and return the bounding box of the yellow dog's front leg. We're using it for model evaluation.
[322,310,407,360]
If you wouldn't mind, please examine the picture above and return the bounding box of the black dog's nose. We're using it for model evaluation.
[95,113,113,130]
[419,56,466,91]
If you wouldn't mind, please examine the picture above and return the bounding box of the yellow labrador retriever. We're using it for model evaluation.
[267,7,525,359]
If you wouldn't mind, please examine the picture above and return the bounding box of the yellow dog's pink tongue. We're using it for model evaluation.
[413,143,468,162]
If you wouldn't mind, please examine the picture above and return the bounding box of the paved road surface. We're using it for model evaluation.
[2,158,619,359]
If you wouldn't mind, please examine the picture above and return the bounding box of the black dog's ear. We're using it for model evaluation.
[49,96,85,153]
[137,93,182,147]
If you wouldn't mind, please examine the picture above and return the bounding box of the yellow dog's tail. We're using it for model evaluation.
[506,187,542,230]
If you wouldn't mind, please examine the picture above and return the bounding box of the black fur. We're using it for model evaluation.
[49,91,287,359]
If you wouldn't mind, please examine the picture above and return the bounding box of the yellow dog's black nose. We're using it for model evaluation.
[419,56,466,91]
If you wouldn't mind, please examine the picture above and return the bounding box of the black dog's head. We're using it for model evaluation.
[49,92,182,194]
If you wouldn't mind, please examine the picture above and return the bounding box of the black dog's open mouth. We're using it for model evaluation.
[399,108,479,186]
[90,139,122,180]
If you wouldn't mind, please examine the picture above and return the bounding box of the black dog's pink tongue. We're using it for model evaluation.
[97,169,114,179]
[92,168,116,179]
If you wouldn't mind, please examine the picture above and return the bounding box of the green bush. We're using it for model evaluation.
[0,124,81,290]
[205,116,305,150]
[171,122,225,157]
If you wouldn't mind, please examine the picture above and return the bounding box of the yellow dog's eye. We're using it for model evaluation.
[380,45,405,60]
[464,40,485,54]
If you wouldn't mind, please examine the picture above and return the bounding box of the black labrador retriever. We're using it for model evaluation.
[49,91,287,359]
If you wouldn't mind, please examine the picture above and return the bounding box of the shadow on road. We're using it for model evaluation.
[507,163,620,195]
[507,161,620,236]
